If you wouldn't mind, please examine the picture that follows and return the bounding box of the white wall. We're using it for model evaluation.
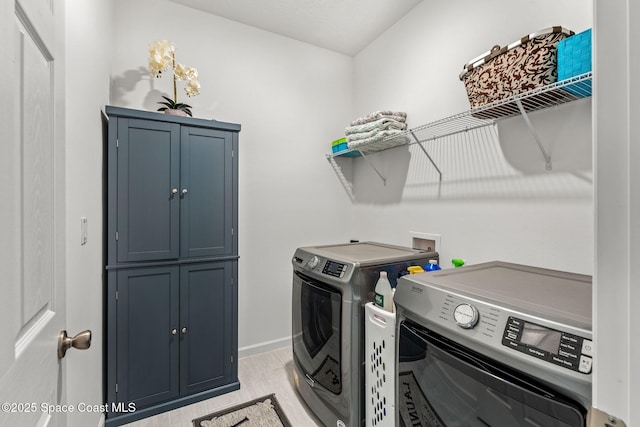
[110,0,355,354]
[65,1,114,426]
[350,0,593,274]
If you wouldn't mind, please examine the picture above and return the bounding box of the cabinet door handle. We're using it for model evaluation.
[170,188,178,199]
[181,188,188,197]
[181,327,188,334]
[171,329,177,335]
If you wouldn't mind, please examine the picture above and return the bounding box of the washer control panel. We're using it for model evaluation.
[453,303,479,329]
[322,260,347,278]
[294,255,348,278]
[502,316,593,374]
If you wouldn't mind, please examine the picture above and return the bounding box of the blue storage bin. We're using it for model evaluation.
[331,142,348,153]
[331,137,361,157]
[331,137,347,153]
[557,28,592,97]
[340,149,361,157]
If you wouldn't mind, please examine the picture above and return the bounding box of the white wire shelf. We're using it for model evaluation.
[327,72,592,181]
[405,71,592,144]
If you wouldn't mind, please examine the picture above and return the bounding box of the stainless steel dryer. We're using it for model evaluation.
[394,261,592,426]
[291,242,438,427]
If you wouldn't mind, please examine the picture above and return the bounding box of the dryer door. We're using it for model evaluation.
[397,320,587,426]
[292,271,342,395]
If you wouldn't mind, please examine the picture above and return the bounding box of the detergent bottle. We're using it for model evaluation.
[374,271,393,312]
[424,259,442,272]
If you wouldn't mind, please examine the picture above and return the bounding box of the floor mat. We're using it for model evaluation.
[192,394,292,427]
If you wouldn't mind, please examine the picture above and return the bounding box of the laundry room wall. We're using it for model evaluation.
[350,0,593,274]
[111,0,355,355]
[65,1,115,426]
[110,0,594,355]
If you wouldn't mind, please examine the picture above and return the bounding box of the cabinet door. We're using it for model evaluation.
[116,266,180,408]
[180,261,237,395]
[117,118,180,262]
[180,127,234,258]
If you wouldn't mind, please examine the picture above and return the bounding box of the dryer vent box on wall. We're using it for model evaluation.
[411,232,440,253]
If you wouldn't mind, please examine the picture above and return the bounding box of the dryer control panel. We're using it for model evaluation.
[502,316,593,374]
[293,255,348,278]
[322,260,347,278]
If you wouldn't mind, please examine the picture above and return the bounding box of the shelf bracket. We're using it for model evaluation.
[411,131,443,181]
[515,99,552,171]
[358,151,387,185]
[326,155,355,200]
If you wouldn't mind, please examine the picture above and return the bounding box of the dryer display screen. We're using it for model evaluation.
[502,316,592,374]
[323,261,346,278]
[520,322,562,354]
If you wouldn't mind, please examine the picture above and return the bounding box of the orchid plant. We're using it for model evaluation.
[148,40,201,116]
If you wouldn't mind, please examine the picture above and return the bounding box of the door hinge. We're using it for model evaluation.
[231,227,234,236]
[116,139,119,148]
[115,231,119,241]
[231,355,234,364]
[232,149,234,158]
[115,291,119,301]
[115,384,118,393]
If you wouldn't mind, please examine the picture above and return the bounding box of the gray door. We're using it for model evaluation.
[180,126,234,258]
[180,261,236,395]
[117,119,180,262]
[116,266,180,408]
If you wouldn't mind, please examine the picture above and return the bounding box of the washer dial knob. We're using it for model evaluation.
[306,256,319,269]
[454,303,479,329]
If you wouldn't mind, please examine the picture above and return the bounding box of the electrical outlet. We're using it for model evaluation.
[410,231,440,253]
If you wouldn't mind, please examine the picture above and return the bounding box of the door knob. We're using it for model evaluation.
[181,188,188,198]
[58,330,92,359]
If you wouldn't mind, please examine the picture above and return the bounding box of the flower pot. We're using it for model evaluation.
[163,109,189,117]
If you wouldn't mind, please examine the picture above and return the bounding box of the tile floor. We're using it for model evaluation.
[123,345,323,427]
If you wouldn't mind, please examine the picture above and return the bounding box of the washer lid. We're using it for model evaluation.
[302,241,430,265]
[398,261,592,328]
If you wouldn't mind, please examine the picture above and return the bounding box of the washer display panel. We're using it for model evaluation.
[502,316,593,374]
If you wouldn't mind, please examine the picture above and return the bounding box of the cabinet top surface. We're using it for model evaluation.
[105,105,241,132]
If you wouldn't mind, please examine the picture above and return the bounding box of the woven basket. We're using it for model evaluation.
[460,26,574,109]
[557,28,592,97]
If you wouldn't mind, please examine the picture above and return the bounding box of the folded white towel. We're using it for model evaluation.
[347,129,408,152]
[345,118,406,137]
[350,111,407,126]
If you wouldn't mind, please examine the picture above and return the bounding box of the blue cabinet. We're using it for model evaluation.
[115,119,180,262]
[113,266,180,409]
[179,126,235,258]
[109,113,237,264]
[180,261,236,395]
[105,107,240,426]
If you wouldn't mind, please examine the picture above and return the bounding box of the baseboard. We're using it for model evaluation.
[105,382,240,426]
[238,335,291,359]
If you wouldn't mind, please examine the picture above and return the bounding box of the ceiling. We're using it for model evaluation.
[170,0,423,56]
